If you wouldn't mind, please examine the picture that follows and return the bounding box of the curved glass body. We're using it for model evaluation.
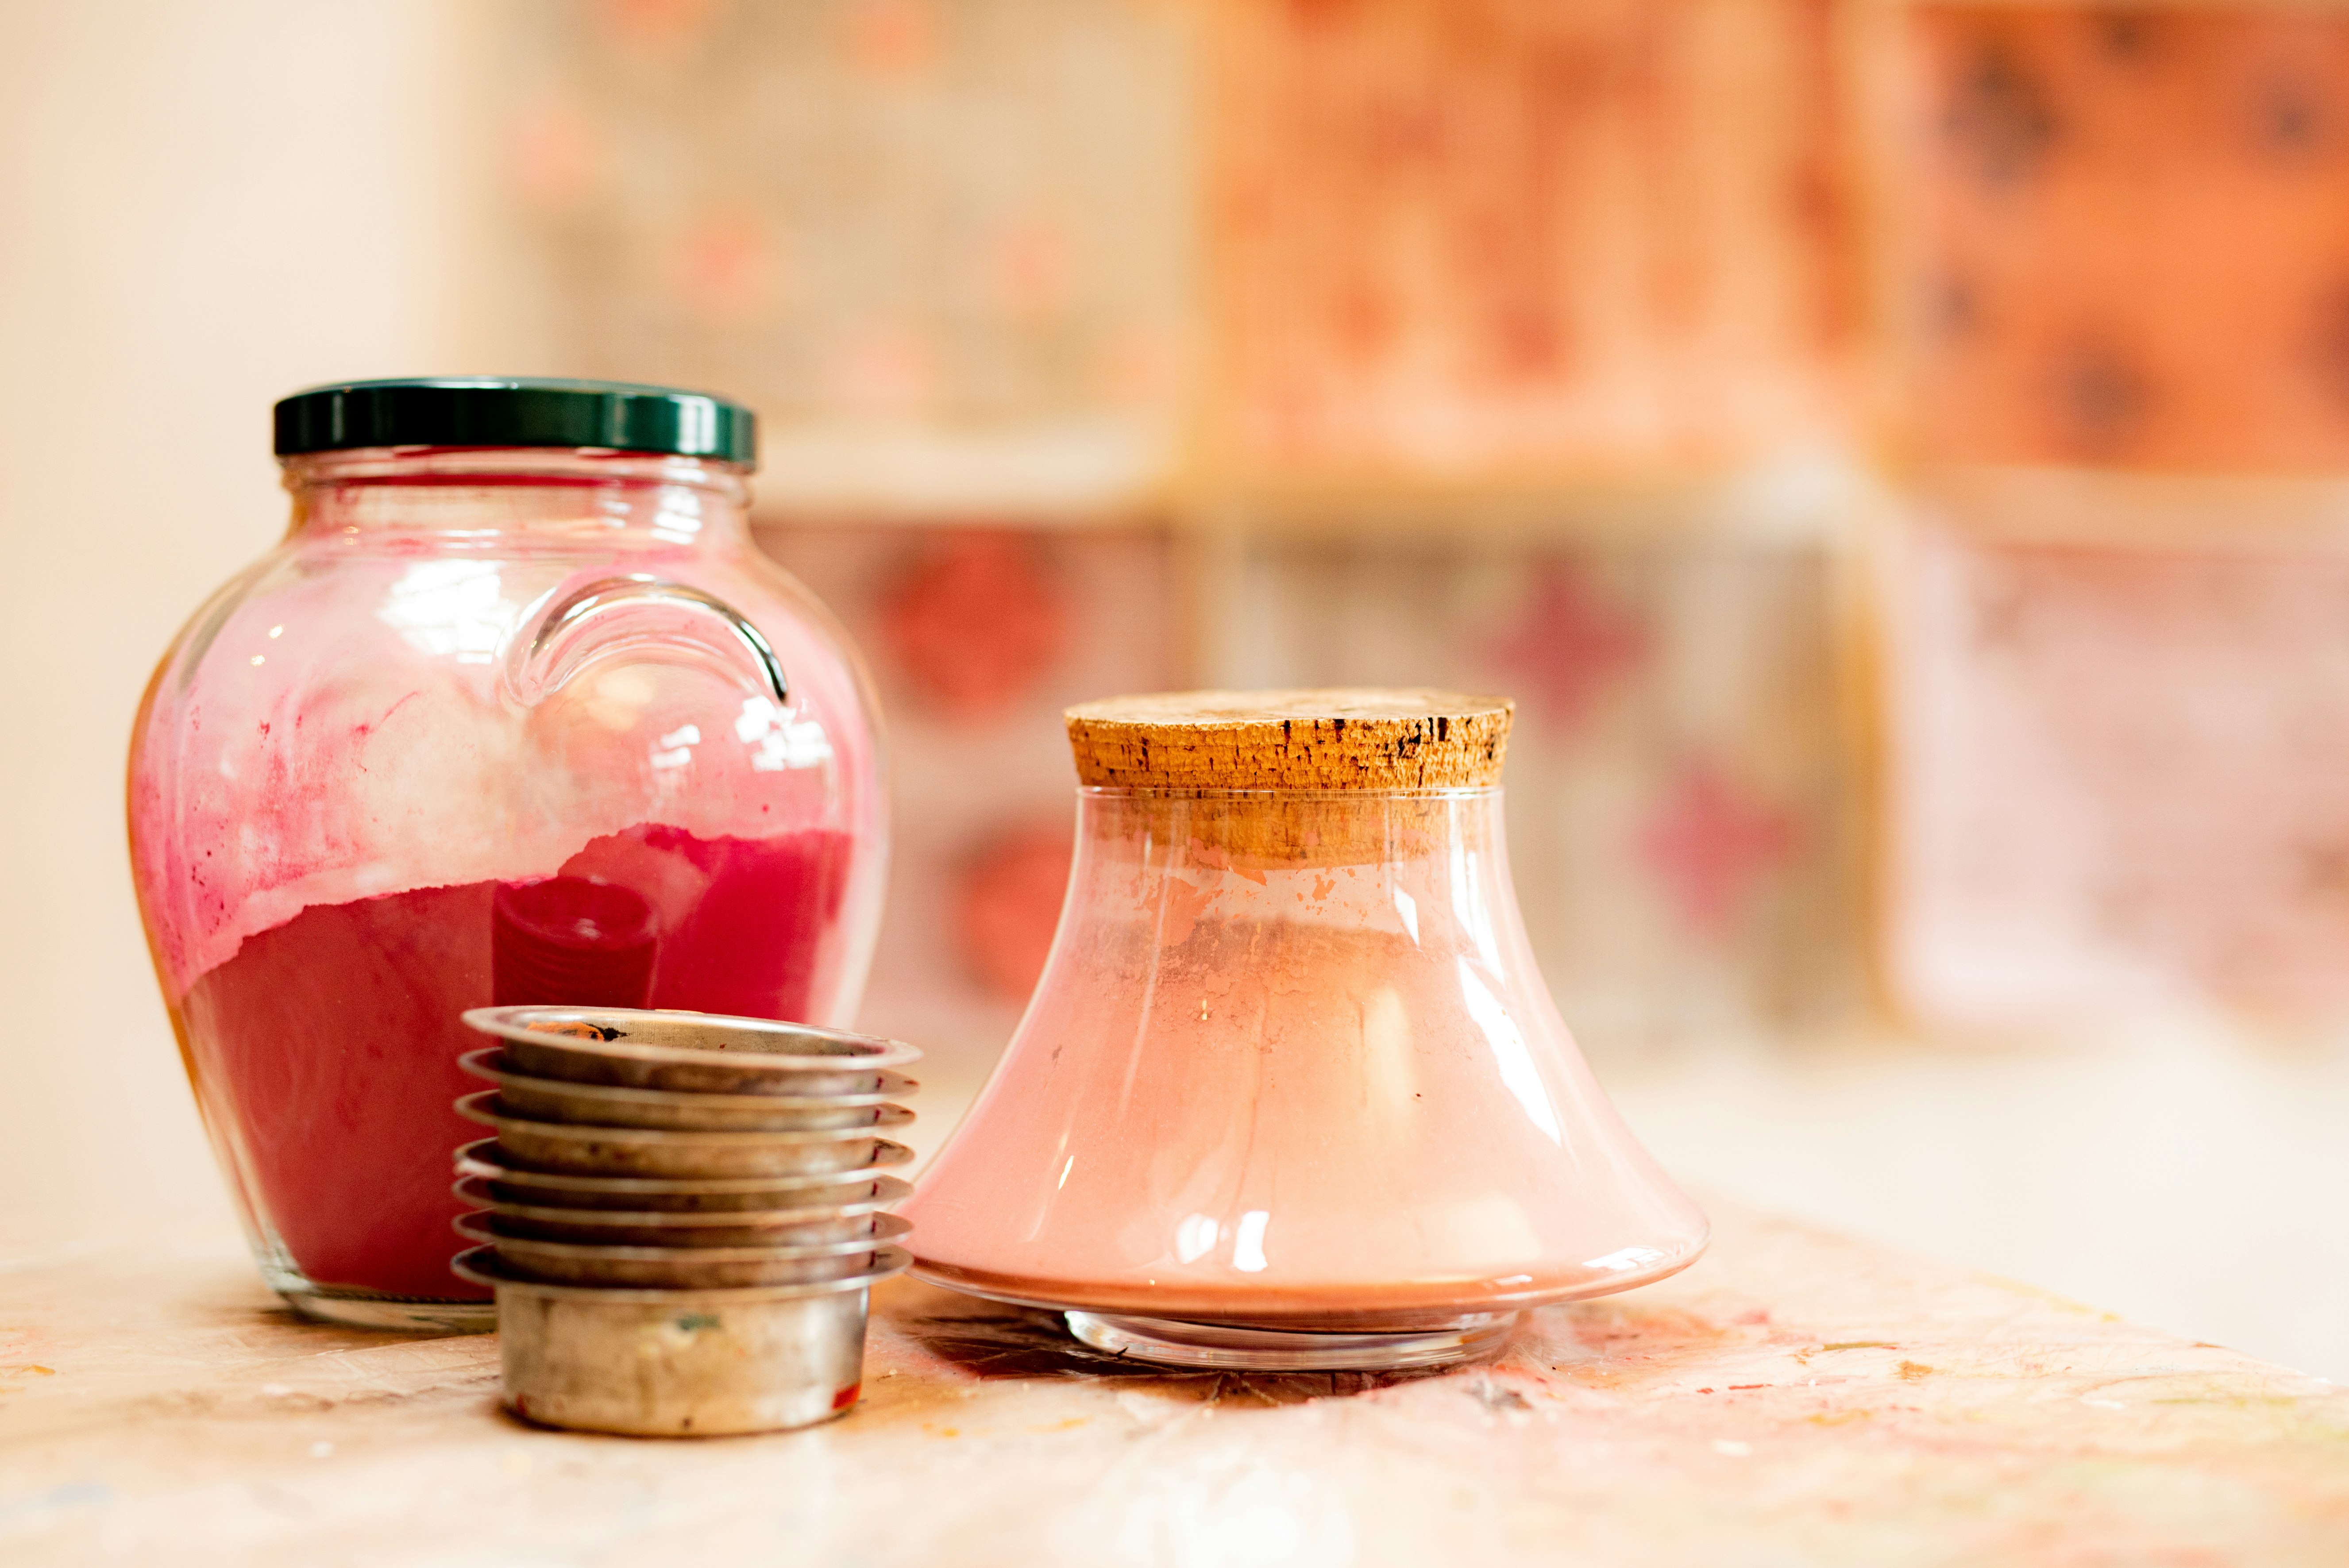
[903,788,1706,1358]
[129,447,887,1329]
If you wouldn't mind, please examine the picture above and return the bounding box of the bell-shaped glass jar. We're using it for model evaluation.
[904,691,1705,1369]
[128,380,887,1331]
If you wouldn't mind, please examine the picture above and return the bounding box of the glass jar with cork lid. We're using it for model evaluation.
[902,689,1708,1370]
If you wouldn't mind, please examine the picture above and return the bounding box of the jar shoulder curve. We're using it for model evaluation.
[128,531,890,1004]
[717,544,886,743]
[136,545,301,728]
[134,538,886,795]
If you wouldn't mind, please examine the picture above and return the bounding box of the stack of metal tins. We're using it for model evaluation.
[450,1006,917,1436]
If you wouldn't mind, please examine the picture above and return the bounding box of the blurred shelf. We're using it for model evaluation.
[1904,465,2349,551]
[756,418,1179,522]
[1178,451,1885,546]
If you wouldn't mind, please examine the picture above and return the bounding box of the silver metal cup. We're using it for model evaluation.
[453,1214,902,1288]
[458,1048,917,1132]
[454,1138,913,1213]
[462,1006,920,1096]
[456,1092,913,1178]
[453,1244,908,1437]
[454,1177,910,1248]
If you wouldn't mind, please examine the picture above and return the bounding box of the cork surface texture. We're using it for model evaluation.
[1064,688,1514,791]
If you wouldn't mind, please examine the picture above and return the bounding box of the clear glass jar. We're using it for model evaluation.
[128,380,887,1331]
[902,692,1706,1370]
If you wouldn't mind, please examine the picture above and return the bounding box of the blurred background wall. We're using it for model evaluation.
[5,0,2348,1379]
[0,0,462,1249]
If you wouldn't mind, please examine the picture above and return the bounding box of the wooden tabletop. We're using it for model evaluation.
[4,1202,2345,1566]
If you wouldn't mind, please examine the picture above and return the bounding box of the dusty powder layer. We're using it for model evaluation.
[905,858,1705,1327]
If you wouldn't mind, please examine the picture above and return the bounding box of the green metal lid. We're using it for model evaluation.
[273,378,756,466]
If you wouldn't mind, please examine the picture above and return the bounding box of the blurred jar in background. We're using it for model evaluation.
[128,379,887,1330]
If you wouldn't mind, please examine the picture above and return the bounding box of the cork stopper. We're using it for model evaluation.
[1065,688,1512,792]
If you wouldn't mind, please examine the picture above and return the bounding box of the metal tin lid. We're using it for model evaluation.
[273,377,756,466]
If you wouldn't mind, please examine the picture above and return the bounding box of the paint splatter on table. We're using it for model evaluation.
[1,1203,2341,1564]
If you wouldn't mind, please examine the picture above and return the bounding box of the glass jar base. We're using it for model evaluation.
[1064,1310,1518,1371]
[280,1288,495,1335]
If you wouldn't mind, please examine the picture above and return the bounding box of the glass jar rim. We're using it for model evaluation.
[274,377,756,466]
[278,446,752,501]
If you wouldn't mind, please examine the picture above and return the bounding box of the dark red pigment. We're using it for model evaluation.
[492,877,658,1007]
[177,825,852,1298]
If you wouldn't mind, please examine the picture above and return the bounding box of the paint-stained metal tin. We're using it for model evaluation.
[453,1244,907,1436]
[454,1138,913,1213]
[463,1006,919,1096]
[452,1175,906,1248]
[459,1048,917,1132]
[453,1214,903,1288]
[456,1092,912,1178]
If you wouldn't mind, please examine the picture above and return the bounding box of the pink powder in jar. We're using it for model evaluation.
[174,824,852,1299]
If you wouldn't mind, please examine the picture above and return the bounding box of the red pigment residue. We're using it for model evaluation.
[177,824,852,1299]
[493,876,658,1007]
[831,1382,861,1410]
